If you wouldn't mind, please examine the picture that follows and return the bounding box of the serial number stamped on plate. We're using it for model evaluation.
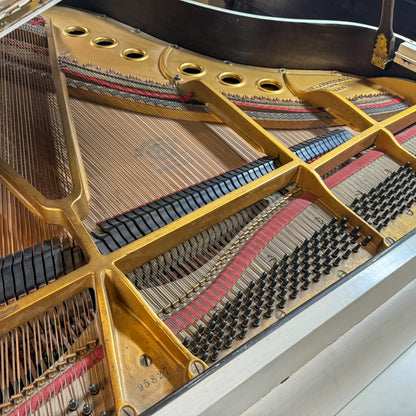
[137,367,169,392]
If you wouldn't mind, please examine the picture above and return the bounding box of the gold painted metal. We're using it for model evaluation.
[284,73,375,131]
[176,78,299,162]
[369,77,416,104]
[44,7,404,125]
[3,7,416,415]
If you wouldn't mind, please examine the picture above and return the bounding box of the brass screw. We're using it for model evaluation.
[337,270,347,278]
[139,354,152,367]
[120,406,135,416]
[189,361,204,376]
[385,237,395,245]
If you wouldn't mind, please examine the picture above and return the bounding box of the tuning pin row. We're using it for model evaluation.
[181,216,370,362]
[350,162,416,231]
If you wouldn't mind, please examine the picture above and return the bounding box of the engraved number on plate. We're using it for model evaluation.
[137,367,169,392]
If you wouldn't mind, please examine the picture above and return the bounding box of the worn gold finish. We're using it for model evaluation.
[44,7,405,126]
[3,7,416,415]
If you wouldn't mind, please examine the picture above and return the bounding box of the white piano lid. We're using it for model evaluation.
[0,0,61,38]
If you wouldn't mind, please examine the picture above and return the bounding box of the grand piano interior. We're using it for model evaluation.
[1,0,416,414]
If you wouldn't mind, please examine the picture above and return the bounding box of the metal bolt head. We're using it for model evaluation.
[131,28,141,33]
[405,209,414,216]
[337,270,347,278]
[89,383,99,395]
[139,354,152,367]
[100,412,108,416]
[82,404,93,416]
[189,360,204,376]
[173,74,182,82]
[68,399,78,411]
[385,237,395,245]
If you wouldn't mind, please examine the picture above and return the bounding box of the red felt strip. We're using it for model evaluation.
[11,346,104,416]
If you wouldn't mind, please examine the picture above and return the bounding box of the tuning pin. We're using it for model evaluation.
[362,236,372,246]
[342,249,352,259]
[252,317,261,327]
[241,316,250,328]
[224,336,233,349]
[214,339,223,351]
[208,320,217,330]
[352,243,362,253]
[301,279,310,290]
[229,327,237,338]
[218,319,227,329]
[232,305,241,318]
[202,341,210,352]
[290,288,299,299]
[198,324,206,334]
[265,306,274,318]
[238,327,248,339]
[277,297,287,309]
[182,336,191,348]
[257,287,266,298]
[332,257,341,267]
[216,328,225,339]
